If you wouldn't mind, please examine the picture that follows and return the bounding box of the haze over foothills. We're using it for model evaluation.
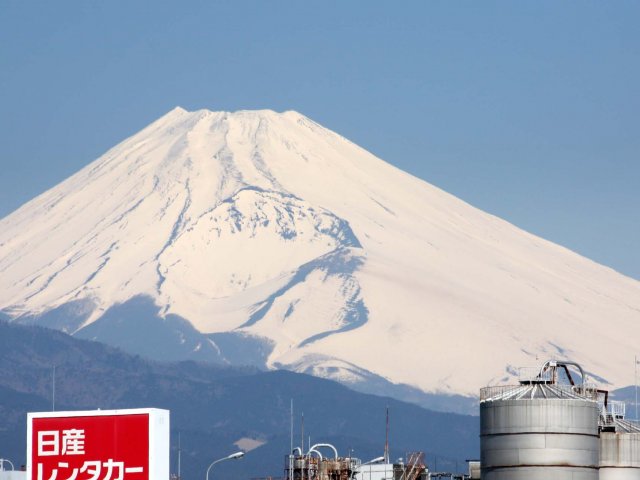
[1,2,638,280]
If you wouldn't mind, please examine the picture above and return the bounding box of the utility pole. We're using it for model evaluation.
[178,432,181,480]
[52,365,56,412]
[633,355,639,422]
[290,399,294,480]
[384,406,389,464]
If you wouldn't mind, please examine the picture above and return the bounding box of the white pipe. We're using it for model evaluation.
[308,443,339,459]
[539,360,585,385]
[308,448,323,460]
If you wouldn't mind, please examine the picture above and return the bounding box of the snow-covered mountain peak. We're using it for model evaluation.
[1,108,639,409]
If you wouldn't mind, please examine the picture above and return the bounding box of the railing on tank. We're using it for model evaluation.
[518,366,553,384]
[599,400,626,427]
[480,383,599,402]
[617,418,640,432]
[607,400,626,418]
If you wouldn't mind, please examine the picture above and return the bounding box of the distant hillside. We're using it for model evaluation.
[0,321,479,478]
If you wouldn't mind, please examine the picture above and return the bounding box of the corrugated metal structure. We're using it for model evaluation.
[480,360,600,480]
[467,461,480,479]
[284,444,427,480]
[279,358,640,480]
[0,473,26,480]
[285,452,356,480]
[599,402,640,479]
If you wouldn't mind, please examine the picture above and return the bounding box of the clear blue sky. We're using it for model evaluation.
[1,1,638,279]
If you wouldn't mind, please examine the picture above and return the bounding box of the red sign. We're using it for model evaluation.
[27,409,168,480]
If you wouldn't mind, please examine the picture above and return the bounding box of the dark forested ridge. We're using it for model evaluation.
[0,321,478,478]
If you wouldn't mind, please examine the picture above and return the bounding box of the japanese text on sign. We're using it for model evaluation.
[35,429,144,480]
[30,413,150,480]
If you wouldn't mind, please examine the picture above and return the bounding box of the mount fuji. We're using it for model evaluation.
[1,107,639,412]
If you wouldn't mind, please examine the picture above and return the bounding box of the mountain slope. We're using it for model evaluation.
[1,107,639,403]
[0,321,479,478]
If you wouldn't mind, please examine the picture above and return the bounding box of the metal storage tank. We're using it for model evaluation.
[480,360,600,480]
[599,401,640,479]
[467,460,481,479]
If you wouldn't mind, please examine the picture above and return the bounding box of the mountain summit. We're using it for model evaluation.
[1,108,639,407]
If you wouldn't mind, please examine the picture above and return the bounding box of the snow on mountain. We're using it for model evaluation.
[1,107,639,407]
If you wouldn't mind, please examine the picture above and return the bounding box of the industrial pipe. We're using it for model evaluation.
[308,443,339,459]
[308,448,323,460]
[539,360,586,385]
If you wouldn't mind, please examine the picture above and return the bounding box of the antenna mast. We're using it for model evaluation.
[384,406,390,463]
[290,399,294,480]
[178,432,181,480]
[301,412,305,480]
[52,366,56,412]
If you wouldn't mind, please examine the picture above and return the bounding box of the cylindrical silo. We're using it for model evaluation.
[480,362,600,480]
[599,418,640,479]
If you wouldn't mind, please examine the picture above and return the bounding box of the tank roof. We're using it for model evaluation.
[481,382,598,402]
[481,359,600,402]
[612,418,640,433]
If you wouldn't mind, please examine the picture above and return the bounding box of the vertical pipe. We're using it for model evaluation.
[633,355,638,421]
[178,432,181,480]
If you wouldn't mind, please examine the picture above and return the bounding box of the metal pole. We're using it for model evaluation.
[52,365,56,411]
[205,459,222,480]
[290,399,293,480]
[635,355,638,421]
[384,406,389,464]
[205,452,244,480]
[178,432,181,480]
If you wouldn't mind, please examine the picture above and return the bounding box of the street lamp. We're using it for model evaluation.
[205,452,244,480]
[0,459,15,471]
